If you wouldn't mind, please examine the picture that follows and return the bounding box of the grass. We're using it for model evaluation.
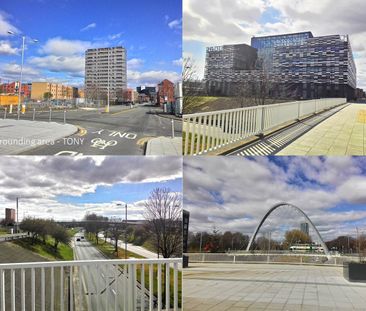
[87,234,182,307]
[0,228,9,235]
[183,96,219,114]
[13,236,74,261]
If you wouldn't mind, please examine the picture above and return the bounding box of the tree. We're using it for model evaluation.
[283,229,312,249]
[43,92,53,100]
[51,224,70,249]
[108,223,124,256]
[84,213,108,244]
[144,187,182,258]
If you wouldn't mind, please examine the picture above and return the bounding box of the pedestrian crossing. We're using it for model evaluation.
[229,104,348,156]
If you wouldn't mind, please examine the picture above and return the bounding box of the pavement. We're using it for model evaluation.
[277,103,366,155]
[183,263,366,311]
[1,104,182,155]
[145,136,182,155]
[103,236,158,258]
[0,119,77,154]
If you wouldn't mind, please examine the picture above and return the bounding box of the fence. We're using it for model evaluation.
[186,252,359,266]
[183,98,347,155]
[0,258,181,311]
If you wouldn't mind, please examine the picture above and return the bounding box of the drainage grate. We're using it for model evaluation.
[228,104,348,156]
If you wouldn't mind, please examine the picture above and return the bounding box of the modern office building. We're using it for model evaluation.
[300,222,310,236]
[85,46,127,101]
[5,208,15,225]
[204,31,357,100]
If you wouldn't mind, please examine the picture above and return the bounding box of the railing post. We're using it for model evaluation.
[49,107,52,122]
[64,110,66,124]
[0,270,5,311]
[3,108,6,119]
[33,108,36,121]
[171,119,175,138]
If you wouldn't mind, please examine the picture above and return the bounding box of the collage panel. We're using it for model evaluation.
[0,0,182,157]
[0,156,183,310]
[183,156,366,310]
[182,0,366,157]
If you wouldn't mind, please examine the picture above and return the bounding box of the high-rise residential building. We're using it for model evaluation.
[300,222,310,236]
[5,208,16,225]
[85,46,127,101]
[204,31,357,100]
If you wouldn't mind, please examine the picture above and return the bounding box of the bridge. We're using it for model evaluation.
[183,98,347,155]
[56,219,145,228]
[246,202,330,257]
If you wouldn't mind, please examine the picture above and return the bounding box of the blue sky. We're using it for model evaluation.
[0,0,182,87]
[184,156,366,240]
[184,0,366,89]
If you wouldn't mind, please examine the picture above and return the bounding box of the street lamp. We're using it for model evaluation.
[7,31,38,115]
[117,202,128,259]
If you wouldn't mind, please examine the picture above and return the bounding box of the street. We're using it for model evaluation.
[73,232,150,310]
[4,104,182,155]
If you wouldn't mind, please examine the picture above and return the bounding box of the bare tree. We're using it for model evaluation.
[84,213,108,245]
[144,187,182,258]
[108,222,125,256]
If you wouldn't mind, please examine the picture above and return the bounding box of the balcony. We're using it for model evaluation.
[0,258,181,311]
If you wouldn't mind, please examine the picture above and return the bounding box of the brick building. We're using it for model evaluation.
[157,79,174,105]
[0,81,31,98]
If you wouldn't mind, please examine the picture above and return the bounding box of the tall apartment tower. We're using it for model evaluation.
[85,46,127,100]
[300,222,310,236]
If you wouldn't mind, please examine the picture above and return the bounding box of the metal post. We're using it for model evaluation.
[171,119,175,138]
[3,107,6,119]
[125,204,127,259]
[32,108,35,121]
[64,110,66,124]
[17,109,20,120]
[199,232,203,252]
[49,107,52,122]
[16,198,19,234]
[18,36,25,116]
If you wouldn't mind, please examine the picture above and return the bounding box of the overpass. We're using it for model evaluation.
[56,219,145,228]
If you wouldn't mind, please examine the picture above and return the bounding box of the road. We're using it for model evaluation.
[5,104,182,155]
[97,233,157,258]
[73,232,150,310]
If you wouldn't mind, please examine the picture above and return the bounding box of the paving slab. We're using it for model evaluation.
[145,136,182,155]
[0,119,78,155]
[278,103,366,155]
[183,263,366,311]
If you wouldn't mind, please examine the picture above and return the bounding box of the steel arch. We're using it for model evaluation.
[246,202,330,257]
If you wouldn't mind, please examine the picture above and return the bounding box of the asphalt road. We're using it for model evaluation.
[73,232,150,310]
[6,104,182,155]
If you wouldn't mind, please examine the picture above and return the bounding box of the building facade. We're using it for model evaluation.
[85,46,127,101]
[31,82,78,100]
[5,208,15,225]
[0,81,31,98]
[300,222,310,236]
[204,32,357,100]
[157,79,175,105]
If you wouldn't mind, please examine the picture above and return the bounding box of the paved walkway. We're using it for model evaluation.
[0,119,78,154]
[278,104,366,155]
[183,263,366,311]
[145,136,182,155]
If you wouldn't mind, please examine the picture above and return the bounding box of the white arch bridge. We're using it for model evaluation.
[246,202,330,257]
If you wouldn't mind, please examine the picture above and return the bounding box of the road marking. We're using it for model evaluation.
[90,138,118,149]
[137,137,154,146]
[110,108,135,116]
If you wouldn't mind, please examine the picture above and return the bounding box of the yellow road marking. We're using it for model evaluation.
[77,126,87,136]
[137,136,155,146]
[110,108,135,116]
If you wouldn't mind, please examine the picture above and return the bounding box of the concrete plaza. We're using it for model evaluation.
[183,263,366,311]
[277,103,366,156]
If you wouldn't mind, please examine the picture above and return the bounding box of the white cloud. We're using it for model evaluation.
[0,11,19,36]
[40,37,92,56]
[172,58,183,66]
[128,69,181,86]
[108,33,122,40]
[127,58,144,69]
[168,18,182,30]
[0,40,19,55]
[29,55,84,76]
[80,22,96,32]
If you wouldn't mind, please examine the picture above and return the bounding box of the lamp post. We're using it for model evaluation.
[116,202,128,259]
[7,31,38,115]
[106,50,110,113]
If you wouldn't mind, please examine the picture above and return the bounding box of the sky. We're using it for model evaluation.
[0,0,182,88]
[0,156,182,221]
[184,0,366,90]
[184,157,366,241]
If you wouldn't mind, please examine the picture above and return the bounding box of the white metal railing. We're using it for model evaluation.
[0,258,181,311]
[183,98,347,155]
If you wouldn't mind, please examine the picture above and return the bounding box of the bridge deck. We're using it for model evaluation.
[277,103,366,156]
